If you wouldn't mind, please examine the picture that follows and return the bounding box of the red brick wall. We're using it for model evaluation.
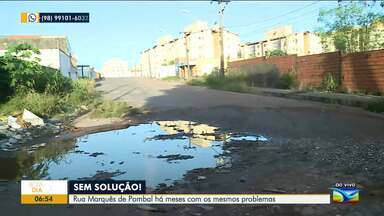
[229,55,297,74]
[228,49,384,93]
[229,57,265,69]
[342,49,384,93]
[297,52,341,88]
[265,55,297,74]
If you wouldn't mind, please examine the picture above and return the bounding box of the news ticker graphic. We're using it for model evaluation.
[21,180,68,204]
[21,180,360,205]
[20,12,89,23]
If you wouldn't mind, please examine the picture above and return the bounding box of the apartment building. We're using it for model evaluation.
[0,35,77,78]
[240,26,324,59]
[101,58,131,78]
[139,21,241,79]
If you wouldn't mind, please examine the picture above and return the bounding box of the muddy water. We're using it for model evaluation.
[0,121,268,187]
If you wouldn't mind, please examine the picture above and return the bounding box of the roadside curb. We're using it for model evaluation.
[252,87,383,111]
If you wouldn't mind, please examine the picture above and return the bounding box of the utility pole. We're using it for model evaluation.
[213,0,229,77]
[184,32,192,79]
[147,50,152,78]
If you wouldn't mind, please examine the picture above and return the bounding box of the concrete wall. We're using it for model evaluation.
[58,49,77,78]
[152,65,177,79]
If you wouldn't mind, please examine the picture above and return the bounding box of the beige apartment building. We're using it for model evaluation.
[140,21,241,79]
[101,58,131,78]
[240,26,324,59]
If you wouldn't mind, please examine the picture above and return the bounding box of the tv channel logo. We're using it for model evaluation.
[330,187,360,204]
[21,12,40,23]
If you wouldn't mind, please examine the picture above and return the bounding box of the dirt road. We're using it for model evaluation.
[98,78,384,140]
[2,78,383,216]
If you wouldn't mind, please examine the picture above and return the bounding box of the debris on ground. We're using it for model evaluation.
[0,111,64,151]
[197,176,207,181]
[7,116,21,129]
[22,109,44,126]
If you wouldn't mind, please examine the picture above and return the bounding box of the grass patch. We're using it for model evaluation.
[0,79,99,119]
[0,44,140,124]
[90,100,141,119]
[188,64,297,93]
[188,75,249,93]
[162,76,182,81]
[0,92,62,117]
[363,100,384,113]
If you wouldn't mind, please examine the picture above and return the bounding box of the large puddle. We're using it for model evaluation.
[0,121,268,187]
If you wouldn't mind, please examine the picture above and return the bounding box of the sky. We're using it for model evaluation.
[0,1,338,70]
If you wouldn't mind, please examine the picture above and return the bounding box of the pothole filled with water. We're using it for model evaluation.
[0,121,269,187]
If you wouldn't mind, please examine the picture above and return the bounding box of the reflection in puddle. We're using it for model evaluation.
[0,121,268,187]
[228,134,269,142]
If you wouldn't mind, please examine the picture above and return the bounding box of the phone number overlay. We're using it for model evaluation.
[40,13,89,23]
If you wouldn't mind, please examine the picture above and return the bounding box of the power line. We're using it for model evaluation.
[239,7,321,39]
[228,0,320,29]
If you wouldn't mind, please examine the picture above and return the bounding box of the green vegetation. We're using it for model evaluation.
[266,49,287,57]
[188,64,297,92]
[188,74,249,93]
[276,72,297,89]
[363,100,384,113]
[0,44,137,122]
[317,1,384,53]
[161,59,176,66]
[322,73,338,92]
[162,76,182,81]
[90,100,141,118]
[0,79,97,118]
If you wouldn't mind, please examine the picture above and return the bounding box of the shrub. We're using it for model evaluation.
[0,44,74,97]
[276,70,298,89]
[364,100,384,113]
[66,79,96,107]
[36,67,73,95]
[0,92,62,117]
[0,58,12,102]
[265,49,287,57]
[227,64,280,88]
[323,73,338,92]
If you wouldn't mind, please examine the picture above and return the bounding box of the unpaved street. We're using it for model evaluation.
[98,78,384,140]
[2,78,384,216]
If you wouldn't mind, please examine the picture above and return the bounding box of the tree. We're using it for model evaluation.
[0,57,12,101]
[317,1,384,53]
[0,43,73,98]
[1,43,42,92]
[266,49,287,57]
